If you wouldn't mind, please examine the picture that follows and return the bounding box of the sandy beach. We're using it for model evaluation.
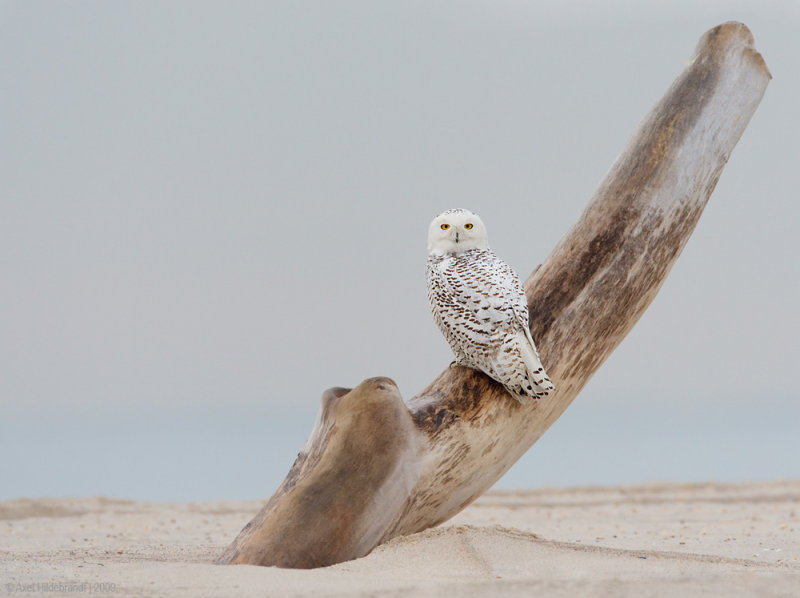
[1,479,798,597]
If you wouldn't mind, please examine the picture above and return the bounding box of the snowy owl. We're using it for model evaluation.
[426,208,554,403]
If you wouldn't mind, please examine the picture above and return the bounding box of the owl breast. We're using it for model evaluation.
[426,248,553,402]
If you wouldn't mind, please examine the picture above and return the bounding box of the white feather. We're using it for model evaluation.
[426,208,554,403]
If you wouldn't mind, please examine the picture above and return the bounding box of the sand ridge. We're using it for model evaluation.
[1,480,798,597]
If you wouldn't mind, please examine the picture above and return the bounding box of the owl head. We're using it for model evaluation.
[427,208,489,255]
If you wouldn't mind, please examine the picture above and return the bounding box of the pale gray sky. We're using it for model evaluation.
[1,1,797,500]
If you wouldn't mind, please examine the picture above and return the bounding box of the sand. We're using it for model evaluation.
[2,480,798,597]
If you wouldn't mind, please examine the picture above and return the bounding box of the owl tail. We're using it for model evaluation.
[515,327,555,401]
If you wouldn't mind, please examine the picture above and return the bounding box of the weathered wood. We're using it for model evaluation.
[218,22,770,568]
[217,380,421,568]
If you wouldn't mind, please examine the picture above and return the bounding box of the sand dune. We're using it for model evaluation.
[2,480,798,596]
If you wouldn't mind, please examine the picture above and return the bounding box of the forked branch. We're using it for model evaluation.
[218,22,770,569]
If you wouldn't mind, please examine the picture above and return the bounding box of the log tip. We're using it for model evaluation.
[321,386,352,410]
[320,378,399,409]
[694,21,772,79]
[323,377,411,442]
[359,376,400,393]
[340,377,407,423]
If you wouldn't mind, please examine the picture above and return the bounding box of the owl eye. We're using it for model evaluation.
[440,224,450,230]
[464,223,474,230]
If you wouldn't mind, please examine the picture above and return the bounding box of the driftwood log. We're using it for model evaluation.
[218,22,770,569]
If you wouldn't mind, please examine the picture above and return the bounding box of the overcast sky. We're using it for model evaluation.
[1,1,797,500]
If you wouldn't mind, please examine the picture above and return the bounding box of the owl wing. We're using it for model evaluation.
[434,253,516,356]
[439,252,554,401]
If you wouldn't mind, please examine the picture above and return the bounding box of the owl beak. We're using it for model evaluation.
[454,232,460,243]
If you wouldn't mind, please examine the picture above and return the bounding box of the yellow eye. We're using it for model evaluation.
[464,223,473,230]
[440,224,450,230]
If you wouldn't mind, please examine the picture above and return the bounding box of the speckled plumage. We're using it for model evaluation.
[426,209,554,403]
